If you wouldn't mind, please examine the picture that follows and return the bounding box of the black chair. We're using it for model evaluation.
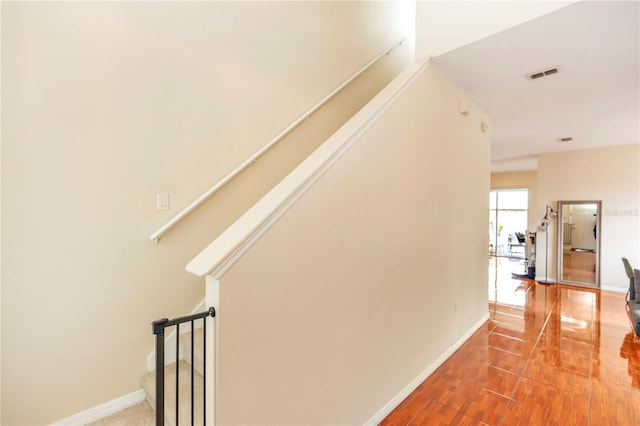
[623,257,635,302]
[623,258,640,337]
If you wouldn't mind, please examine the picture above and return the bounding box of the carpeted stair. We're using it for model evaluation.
[142,327,205,426]
[142,360,205,426]
[91,328,204,425]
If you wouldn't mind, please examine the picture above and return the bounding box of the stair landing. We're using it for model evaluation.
[142,360,205,426]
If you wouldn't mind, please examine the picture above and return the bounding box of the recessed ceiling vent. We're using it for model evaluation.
[557,137,573,142]
[527,67,559,80]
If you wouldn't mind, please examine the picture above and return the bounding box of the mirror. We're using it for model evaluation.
[557,201,601,288]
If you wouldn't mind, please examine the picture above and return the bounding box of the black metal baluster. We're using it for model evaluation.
[203,317,206,425]
[152,318,169,426]
[176,323,179,426]
[191,320,195,426]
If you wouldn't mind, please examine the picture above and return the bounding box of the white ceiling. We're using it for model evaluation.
[428,1,639,171]
[415,1,577,59]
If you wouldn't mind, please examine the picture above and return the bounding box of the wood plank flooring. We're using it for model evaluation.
[380,257,640,425]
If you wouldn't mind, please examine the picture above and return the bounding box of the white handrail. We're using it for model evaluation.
[150,38,406,244]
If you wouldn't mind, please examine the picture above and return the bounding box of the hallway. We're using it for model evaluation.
[381,257,640,425]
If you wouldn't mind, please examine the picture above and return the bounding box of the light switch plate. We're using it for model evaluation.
[156,193,169,210]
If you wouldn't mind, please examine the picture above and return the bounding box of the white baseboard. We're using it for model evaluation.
[51,389,145,425]
[147,299,206,371]
[601,285,626,293]
[364,313,490,425]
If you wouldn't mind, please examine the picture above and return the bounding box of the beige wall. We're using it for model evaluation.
[0,2,413,423]
[216,64,491,424]
[536,145,640,289]
[0,3,3,420]
[491,171,538,233]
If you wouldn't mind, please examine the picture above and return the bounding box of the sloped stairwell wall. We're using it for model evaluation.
[210,63,491,424]
[1,2,413,424]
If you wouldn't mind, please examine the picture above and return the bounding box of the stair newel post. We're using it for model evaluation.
[152,318,169,426]
[203,306,216,425]
[205,277,220,426]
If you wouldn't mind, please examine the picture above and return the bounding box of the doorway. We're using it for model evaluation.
[489,189,528,259]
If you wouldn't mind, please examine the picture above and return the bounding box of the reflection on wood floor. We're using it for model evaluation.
[380,257,640,425]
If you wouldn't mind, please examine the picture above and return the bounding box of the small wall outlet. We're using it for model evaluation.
[156,193,169,210]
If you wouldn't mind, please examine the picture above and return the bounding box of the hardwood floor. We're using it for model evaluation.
[380,257,640,425]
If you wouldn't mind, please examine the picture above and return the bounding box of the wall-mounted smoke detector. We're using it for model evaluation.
[527,67,560,80]
[557,137,573,143]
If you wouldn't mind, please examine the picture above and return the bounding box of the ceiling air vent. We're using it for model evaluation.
[527,67,560,80]
[557,137,573,142]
